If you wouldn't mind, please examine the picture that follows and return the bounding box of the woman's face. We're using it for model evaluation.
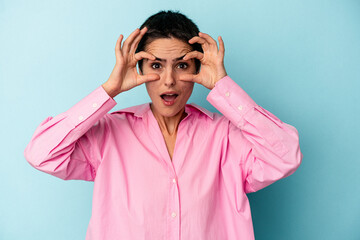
[140,37,196,118]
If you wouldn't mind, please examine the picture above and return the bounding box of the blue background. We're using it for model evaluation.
[1,0,359,239]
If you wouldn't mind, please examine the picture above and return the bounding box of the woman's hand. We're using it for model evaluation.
[102,27,160,98]
[179,32,227,90]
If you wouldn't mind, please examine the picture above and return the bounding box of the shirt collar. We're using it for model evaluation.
[112,102,214,120]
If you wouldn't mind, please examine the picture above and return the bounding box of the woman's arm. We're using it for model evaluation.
[207,75,303,193]
[179,31,302,193]
[24,27,159,181]
[24,86,116,181]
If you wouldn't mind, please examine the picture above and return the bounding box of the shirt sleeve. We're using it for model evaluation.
[24,86,117,181]
[206,75,303,193]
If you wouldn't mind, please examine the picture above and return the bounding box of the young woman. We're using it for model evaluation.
[24,10,303,240]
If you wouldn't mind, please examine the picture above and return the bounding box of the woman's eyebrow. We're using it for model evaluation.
[153,54,186,62]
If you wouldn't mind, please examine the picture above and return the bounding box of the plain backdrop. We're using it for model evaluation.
[1,0,359,239]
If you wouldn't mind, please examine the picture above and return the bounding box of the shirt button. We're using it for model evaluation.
[92,103,97,108]
[172,178,176,184]
[225,92,230,97]
[237,105,243,110]
[78,115,84,121]
[171,212,177,218]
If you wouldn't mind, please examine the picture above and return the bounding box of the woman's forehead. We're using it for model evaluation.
[144,38,192,57]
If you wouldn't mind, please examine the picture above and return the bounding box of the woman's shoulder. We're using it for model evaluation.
[186,103,226,122]
[109,103,149,118]
[185,103,230,133]
[90,103,147,131]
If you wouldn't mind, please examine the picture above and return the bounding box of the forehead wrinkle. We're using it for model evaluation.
[144,39,192,63]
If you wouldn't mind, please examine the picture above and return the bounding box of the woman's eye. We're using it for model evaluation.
[177,63,188,69]
[151,63,161,69]
[151,63,160,69]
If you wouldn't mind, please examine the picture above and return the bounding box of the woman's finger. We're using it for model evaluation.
[199,32,217,47]
[134,51,156,62]
[136,73,160,85]
[183,51,204,61]
[115,34,124,59]
[178,73,200,84]
[130,27,148,55]
[218,36,225,56]
[199,32,219,51]
[122,28,141,54]
[188,36,207,46]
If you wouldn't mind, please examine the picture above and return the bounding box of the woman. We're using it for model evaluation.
[24,10,303,240]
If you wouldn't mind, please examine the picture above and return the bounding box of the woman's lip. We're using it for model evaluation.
[161,91,179,95]
[161,95,178,106]
[160,94,179,98]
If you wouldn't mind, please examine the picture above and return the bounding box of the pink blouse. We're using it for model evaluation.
[24,75,303,240]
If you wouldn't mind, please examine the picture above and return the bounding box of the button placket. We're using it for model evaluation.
[168,175,180,239]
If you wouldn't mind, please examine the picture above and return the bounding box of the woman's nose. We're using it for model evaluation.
[163,70,176,87]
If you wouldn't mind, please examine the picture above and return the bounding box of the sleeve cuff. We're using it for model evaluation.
[66,85,117,128]
[206,75,257,128]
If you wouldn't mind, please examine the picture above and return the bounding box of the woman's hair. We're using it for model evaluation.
[136,10,203,74]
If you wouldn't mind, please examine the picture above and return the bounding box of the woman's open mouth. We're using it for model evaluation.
[160,94,178,106]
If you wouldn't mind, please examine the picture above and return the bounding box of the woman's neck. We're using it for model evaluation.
[151,105,187,136]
